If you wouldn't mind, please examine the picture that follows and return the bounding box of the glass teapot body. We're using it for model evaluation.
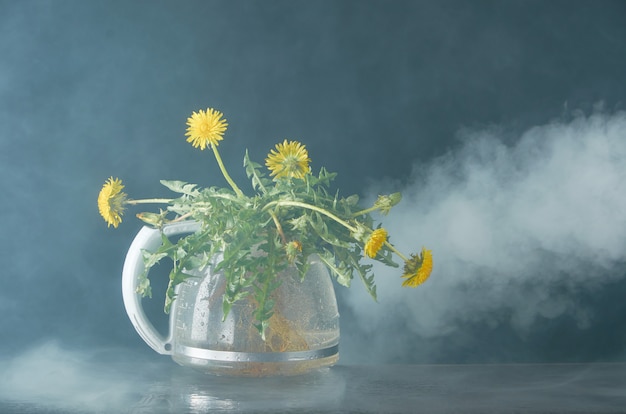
[122,221,340,376]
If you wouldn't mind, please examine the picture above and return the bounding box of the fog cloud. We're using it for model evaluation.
[0,341,142,413]
[342,111,626,361]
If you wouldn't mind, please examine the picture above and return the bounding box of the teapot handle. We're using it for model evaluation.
[121,221,201,355]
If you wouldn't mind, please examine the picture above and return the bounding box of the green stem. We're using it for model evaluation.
[263,200,357,233]
[255,235,280,341]
[171,212,193,222]
[126,198,172,205]
[263,200,411,263]
[384,240,408,262]
[269,211,287,244]
[351,205,379,217]
[212,144,244,198]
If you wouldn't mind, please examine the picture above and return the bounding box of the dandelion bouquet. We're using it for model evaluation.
[98,108,433,338]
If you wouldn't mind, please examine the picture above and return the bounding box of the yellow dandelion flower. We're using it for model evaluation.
[265,139,311,179]
[364,228,388,258]
[185,108,228,150]
[401,247,433,287]
[97,177,127,228]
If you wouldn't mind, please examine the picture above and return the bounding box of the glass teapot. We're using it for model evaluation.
[121,221,340,376]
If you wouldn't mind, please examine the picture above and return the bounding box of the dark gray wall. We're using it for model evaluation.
[2,0,626,364]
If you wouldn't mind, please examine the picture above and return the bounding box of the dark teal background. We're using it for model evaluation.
[2,0,626,364]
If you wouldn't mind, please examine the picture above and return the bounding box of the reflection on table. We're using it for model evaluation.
[1,343,625,413]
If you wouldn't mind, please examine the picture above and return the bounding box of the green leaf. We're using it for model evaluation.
[135,277,152,298]
[307,213,351,248]
[142,250,167,270]
[136,243,172,298]
[317,167,337,188]
[348,253,377,301]
[254,319,270,341]
[160,180,200,197]
[164,281,176,314]
[222,297,233,322]
[244,149,271,194]
[374,192,403,215]
[376,246,400,268]
[345,194,359,206]
[318,250,352,287]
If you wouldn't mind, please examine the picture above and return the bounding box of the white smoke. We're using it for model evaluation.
[0,341,146,413]
[0,340,346,413]
[342,110,626,361]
